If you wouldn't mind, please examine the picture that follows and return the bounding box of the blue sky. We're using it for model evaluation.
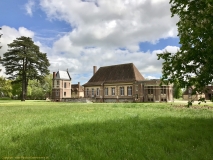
[0,0,180,84]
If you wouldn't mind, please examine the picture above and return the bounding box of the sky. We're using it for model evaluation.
[0,0,180,84]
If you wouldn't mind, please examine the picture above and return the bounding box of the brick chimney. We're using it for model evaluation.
[53,72,56,87]
[93,66,97,75]
[53,72,56,79]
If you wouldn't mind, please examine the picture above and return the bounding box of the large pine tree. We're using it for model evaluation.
[1,36,50,101]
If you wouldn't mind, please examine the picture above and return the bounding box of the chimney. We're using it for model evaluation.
[93,66,97,75]
[53,72,56,79]
[78,82,80,87]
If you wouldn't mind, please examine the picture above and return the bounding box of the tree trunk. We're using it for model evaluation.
[21,73,26,101]
[21,59,26,101]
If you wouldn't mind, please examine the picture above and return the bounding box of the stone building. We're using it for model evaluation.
[83,63,173,102]
[52,70,84,101]
[71,82,84,98]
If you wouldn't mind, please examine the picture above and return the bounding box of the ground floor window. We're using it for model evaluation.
[161,86,166,94]
[161,98,167,102]
[96,88,99,96]
[148,86,153,94]
[111,87,115,95]
[64,92,66,96]
[127,86,132,96]
[105,88,108,95]
[148,98,153,102]
[86,88,89,96]
[92,88,94,96]
[120,87,124,96]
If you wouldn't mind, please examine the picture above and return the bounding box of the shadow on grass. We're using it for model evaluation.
[1,117,213,160]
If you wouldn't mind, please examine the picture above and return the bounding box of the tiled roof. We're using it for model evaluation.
[83,63,144,86]
[55,70,71,80]
[72,84,84,92]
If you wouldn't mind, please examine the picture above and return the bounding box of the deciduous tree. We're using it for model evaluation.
[1,36,50,101]
[0,76,12,97]
[0,28,2,72]
[157,0,213,92]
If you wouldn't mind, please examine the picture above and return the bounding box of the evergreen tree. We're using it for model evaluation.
[1,36,50,101]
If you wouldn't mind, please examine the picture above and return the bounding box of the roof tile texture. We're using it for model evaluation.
[84,63,144,86]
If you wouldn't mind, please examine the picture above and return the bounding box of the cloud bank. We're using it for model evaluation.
[1,0,179,83]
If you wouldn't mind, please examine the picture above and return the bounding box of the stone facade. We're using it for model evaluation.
[52,70,84,101]
[83,63,173,103]
[52,70,72,101]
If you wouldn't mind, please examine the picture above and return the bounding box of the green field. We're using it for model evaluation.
[0,100,213,160]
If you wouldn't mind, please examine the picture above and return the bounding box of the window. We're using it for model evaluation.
[92,88,94,96]
[96,88,99,96]
[148,86,153,94]
[56,91,59,96]
[105,88,108,95]
[120,87,124,96]
[111,87,115,95]
[161,86,166,94]
[135,85,138,91]
[57,81,59,85]
[86,88,89,96]
[64,82,66,88]
[148,98,153,102]
[127,86,132,96]
[161,98,167,102]
[64,92,66,96]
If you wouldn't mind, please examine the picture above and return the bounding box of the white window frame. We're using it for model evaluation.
[87,88,89,96]
[92,88,94,96]
[111,87,115,96]
[161,86,166,94]
[148,86,153,94]
[127,86,132,96]
[120,87,124,96]
[105,87,108,96]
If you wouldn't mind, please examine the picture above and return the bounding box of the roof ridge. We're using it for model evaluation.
[99,63,133,68]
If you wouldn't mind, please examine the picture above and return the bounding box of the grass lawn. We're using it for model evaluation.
[0,100,213,160]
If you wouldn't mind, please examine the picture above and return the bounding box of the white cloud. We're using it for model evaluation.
[1,0,180,84]
[25,0,35,16]
[37,0,180,83]
[39,0,178,49]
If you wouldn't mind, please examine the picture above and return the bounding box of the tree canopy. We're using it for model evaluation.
[157,0,213,92]
[0,76,12,97]
[0,27,2,50]
[1,36,50,101]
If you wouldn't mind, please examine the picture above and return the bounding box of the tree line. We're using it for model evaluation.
[0,75,52,100]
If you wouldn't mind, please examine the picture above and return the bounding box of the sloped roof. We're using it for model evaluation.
[55,70,71,80]
[72,84,84,92]
[83,63,144,86]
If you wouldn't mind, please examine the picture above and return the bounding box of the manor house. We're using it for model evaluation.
[52,63,173,102]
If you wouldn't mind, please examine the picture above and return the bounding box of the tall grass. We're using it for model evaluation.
[0,101,213,160]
